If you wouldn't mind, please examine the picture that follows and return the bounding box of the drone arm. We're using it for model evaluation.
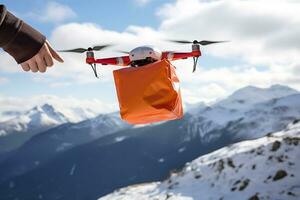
[162,50,201,61]
[86,56,131,66]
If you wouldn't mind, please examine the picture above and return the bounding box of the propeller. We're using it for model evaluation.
[58,44,112,53]
[167,39,228,72]
[168,40,228,45]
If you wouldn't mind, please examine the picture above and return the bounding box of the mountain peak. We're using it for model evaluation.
[41,103,55,113]
[269,84,297,91]
[30,104,59,118]
[236,84,297,95]
[217,85,299,109]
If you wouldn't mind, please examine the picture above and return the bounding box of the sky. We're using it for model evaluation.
[0,0,300,113]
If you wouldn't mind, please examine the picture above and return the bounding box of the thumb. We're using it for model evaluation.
[47,41,64,63]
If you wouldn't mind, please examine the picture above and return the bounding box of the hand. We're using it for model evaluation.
[20,41,64,73]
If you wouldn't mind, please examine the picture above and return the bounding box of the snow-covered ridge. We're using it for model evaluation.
[217,84,299,110]
[0,103,100,137]
[184,85,300,141]
[100,121,300,200]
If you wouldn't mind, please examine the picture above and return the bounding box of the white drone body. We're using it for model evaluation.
[129,46,162,62]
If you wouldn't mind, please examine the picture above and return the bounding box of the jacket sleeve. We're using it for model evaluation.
[0,5,46,64]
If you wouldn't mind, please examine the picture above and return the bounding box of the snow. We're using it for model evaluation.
[0,104,68,136]
[0,130,6,136]
[99,121,300,200]
[56,143,73,152]
[115,136,126,143]
[184,85,300,142]
[0,104,128,140]
[178,147,186,153]
[70,164,76,176]
[217,84,299,110]
[1,85,298,140]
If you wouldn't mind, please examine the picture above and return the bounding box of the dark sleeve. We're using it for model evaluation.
[0,5,46,64]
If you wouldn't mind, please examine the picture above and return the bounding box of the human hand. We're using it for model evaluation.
[20,41,64,73]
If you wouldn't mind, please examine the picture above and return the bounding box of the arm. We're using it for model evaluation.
[0,5,63,73]
[0,4,45,64]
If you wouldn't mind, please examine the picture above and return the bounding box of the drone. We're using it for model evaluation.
[58,39,227,78]
[59,39,227,124]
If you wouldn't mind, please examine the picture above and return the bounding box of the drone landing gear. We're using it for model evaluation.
[90,63,99,78]
[192,56,199,72]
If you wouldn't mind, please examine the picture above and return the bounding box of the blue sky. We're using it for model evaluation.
[0,0,174,101]
[3,0,169,34]
[0,0,299,112]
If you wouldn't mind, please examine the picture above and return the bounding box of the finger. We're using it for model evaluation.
[41,42,54,67]
[44,55,53,67]
[21,63,30,72]
[47,42,64,63]
[29,61,38,73]
[36,56,47,73]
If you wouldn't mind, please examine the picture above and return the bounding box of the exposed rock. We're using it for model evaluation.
[233,180,241,186]
[292,119,300,124]
[248,193,259,200]
[287,191,296,196]
[227,158,235,168]
[239,179,250,191]
[273,170,287,181]
[276,155,284,162]
[216,159,225,173]
[194,174,202,179]
[283,137,300,146]
[271,141,281,151]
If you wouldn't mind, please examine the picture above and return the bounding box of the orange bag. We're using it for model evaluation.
[113,59,183,124]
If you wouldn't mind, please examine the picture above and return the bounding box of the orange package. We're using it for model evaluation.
[113,59,183,124]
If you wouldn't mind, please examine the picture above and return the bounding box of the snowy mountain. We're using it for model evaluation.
[0,85,299,200]
[100,121,300,200]
[0,103,101,136]
[0,104,67,137]
[183,85,300,142]
[0,103,103,153]
[0,112,131,183]
[216,84,299,110]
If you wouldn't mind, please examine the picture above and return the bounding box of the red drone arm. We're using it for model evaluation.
[86,56,131,66]
[162,49,201,61]
[83,44,203,77]
[86,48,201,67]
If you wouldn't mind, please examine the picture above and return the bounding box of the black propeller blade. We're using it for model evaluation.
[168,40,228,45]
[167,39,228,73]
[168,40,192,44]
[196,40,228,45]
[58,48,87,53]
[58,44,112,53]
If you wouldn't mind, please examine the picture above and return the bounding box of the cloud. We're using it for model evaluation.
[0,94,116,116]
[157,0,300,66]
[27,1,76,23]
[1,0,300,105]
[152,0,300,102]
[43,23,166,85]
